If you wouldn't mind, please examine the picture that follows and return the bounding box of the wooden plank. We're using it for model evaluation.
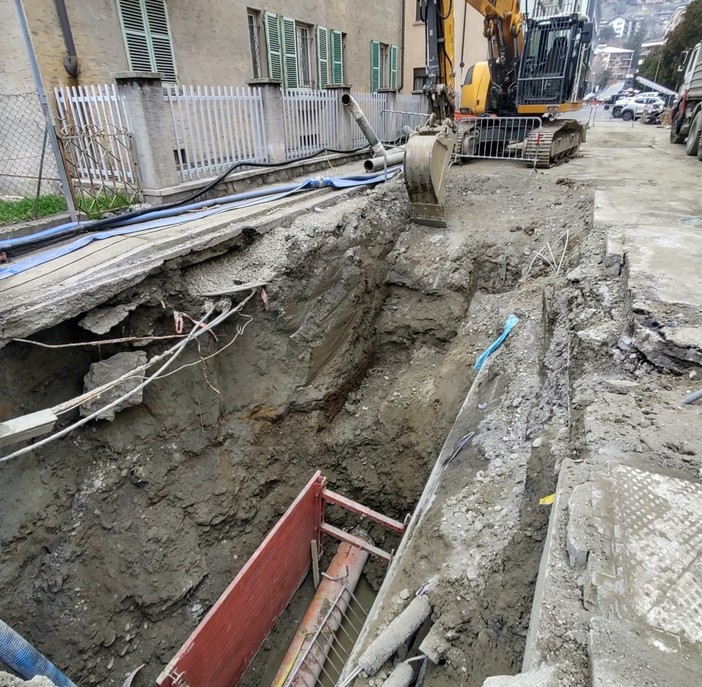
[156,472,326,687]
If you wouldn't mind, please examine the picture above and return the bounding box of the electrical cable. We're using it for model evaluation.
[0,146,372,254]
[0,290,256,463]
[0,168,402,279]
[438,0,453,20]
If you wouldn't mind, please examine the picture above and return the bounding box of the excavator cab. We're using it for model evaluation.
[517,15,593,110]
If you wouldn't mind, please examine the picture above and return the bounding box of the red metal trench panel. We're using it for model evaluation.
[156,471,326,687]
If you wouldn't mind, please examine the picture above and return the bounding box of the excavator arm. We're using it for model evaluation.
[419,0,524,121]
[406,0,525,227]
[406,0,591,224]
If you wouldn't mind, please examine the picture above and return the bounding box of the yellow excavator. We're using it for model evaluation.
[404,0,594,225]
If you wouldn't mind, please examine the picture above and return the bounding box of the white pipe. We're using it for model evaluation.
[363,150,405,172]
[341,93,387,157]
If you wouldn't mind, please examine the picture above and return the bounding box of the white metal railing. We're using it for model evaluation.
[54,84,136,184]
[165,84,267,182]
[282,88,340,160]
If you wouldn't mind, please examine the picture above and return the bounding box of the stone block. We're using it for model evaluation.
[81,351,148,421]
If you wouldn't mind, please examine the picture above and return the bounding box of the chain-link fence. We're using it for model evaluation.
[0,92,65,222]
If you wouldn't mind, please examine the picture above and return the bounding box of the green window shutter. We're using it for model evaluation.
[265,12,282,81]
[330,29,344,85]
[118,0,155,73]
[389,44,398,90]
[317,26,329,89]
[281,16,298,89]
[144,0,176,81]
[117,0,176,81]
[370,40,380,92]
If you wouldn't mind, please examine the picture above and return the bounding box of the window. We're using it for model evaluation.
[415,0,424,22]
[117,0,176,82]
[370,41,398,91]
[413,67,428,92]
[379,43,389,89]
[317,26,344,88]
[296,24,312,87]
[248,10,262,79]
[263,12,343,89]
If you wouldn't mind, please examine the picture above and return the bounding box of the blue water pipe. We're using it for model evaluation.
[0,168,401,279]
[0,619,77,687]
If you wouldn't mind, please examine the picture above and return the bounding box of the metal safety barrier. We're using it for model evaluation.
[455,116,544,164]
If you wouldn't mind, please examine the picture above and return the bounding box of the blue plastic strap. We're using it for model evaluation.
[473,314,519,371]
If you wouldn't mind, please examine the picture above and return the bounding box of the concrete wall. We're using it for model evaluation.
[402,0,486,105]
[0,0,35,94]
[2,0,402,93]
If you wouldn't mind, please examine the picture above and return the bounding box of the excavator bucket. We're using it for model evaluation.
[404,118,456,227]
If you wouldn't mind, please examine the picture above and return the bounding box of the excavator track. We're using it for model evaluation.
[523,120,584,168]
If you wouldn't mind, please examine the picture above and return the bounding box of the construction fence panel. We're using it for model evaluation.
[455,116,544,164]
[165,84,267,182]
[54,84,141,214]
[0,92,62,201]
[382,93,431,145]
[283,88,341,160]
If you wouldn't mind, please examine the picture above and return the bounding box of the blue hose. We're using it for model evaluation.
[0,168,401,280]
[0,168,400,253]
[0,619,77,687]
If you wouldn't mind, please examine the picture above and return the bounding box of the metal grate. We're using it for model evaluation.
[284,583,370,687]
[54,84,141,215]
[456,116,544,163]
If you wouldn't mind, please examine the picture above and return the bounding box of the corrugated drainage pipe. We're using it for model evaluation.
[0,619,77,687]
[341,93,387,157]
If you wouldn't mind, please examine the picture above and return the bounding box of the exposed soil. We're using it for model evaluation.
[1,156,601,687]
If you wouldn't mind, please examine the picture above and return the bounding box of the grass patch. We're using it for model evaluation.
[0,195,68,224]
[76,192,132,219]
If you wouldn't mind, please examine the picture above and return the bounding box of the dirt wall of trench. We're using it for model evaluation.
[1,168,594,687]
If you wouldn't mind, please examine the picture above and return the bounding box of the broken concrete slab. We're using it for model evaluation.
[80,351,148,421]
[0,161,369,346]
[566,482,592,568]
[595,176,702,372]
[482,666,556,687]
[78,297,148,335]
[0,674,59,687]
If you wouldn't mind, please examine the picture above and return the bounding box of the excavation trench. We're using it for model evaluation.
[0,169,592,687]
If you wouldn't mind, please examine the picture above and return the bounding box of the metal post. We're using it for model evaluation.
[13,0,77,221]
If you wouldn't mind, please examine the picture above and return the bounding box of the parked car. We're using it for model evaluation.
[613,94,663,118]
[604,89,637,110]
[621,95,666,121]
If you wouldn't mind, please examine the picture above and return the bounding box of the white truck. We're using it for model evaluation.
[670,40,702,159]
